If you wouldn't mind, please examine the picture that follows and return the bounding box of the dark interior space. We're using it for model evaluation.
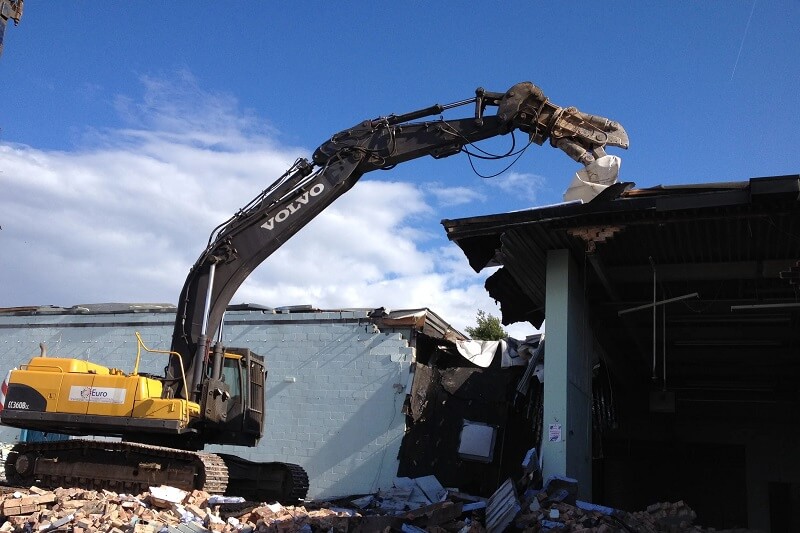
[768,482,800,533]
[597,440,747,529]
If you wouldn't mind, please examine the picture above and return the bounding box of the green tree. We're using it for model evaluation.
[464,309,507,340]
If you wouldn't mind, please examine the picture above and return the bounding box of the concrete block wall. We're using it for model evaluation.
[0,308,413,500]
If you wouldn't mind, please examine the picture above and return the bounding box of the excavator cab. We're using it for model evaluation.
[200,347,266,447]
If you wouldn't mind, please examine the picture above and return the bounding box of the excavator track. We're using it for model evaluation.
[281,462,310,502]
[4,440,228,496]
[3,440,309,503]
[219,453,309,503]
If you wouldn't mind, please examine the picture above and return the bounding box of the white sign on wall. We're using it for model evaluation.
[548,423,563,442]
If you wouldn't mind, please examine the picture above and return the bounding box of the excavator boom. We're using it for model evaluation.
[168,81,628,402]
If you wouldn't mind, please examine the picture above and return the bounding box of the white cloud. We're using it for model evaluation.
[0,74,537,338]
[484,171,546,204]
[424,183,486,207]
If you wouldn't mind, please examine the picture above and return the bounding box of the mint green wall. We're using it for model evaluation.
[542,249,593,500]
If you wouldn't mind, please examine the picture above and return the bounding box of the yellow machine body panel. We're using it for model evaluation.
[1,356,200,437]
[24,356,110,375]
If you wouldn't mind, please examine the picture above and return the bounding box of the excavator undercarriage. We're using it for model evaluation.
[4,440,309,502]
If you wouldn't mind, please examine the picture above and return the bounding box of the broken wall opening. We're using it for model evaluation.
[397,334,539,497]
[397,332,621,500]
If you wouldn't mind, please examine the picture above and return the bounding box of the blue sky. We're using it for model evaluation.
[1,2,797,338]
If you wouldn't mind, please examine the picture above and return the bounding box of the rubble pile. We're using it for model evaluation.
[514,486,704,533]
[493,450,760,533]
[0,480,762,533]
[0,485,363,533]
[0,446,760,533]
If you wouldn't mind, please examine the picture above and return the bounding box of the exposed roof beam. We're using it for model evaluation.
[608,259,797,283]
[587,252,621,302]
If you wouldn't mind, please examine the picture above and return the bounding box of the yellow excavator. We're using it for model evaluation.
[0,81,628,501]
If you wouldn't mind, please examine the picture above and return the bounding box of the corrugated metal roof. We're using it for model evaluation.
[443,174,800,412]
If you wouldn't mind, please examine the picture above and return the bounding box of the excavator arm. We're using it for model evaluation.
[0,0,23,58]
[167,81,628,401]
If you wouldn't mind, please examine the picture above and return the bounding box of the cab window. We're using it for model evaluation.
[221,358,242,400]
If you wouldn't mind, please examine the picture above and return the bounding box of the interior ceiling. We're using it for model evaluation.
[443,175,800,414]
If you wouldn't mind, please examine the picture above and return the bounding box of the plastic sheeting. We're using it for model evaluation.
[455,338,537,368]
[563,155,621,203]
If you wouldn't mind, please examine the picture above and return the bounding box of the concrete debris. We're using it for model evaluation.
[149,487,189,509]
[0,474,764,533]
[411,476,447,504]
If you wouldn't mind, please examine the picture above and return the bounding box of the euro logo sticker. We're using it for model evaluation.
[69,386,126,404]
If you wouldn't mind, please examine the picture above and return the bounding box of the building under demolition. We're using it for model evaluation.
[1,173,798,532]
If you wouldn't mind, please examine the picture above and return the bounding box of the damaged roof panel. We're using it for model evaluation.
[442,174,800,410]
[442,175,800,328]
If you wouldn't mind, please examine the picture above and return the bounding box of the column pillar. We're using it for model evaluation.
[542,249,593,499]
